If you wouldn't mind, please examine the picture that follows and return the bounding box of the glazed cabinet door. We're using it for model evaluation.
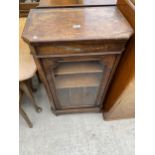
[42,55,116,110]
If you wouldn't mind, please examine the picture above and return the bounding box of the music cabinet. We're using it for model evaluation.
[22,6,133,115]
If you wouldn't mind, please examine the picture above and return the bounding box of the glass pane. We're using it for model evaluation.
[54,61,104,108]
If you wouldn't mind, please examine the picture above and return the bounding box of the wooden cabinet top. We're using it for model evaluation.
[22,6,133,43]
[38,0,116,8]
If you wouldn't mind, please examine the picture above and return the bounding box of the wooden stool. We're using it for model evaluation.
[19,18,42,128]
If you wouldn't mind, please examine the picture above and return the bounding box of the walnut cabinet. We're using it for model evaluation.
[22,7,133,115]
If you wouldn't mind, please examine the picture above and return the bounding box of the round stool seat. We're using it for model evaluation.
[19,18,37,81]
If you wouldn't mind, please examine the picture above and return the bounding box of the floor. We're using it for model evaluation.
[19,85,135,155]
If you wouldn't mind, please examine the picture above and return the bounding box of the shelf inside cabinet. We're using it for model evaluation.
[55,61,103,75]
[55,73,102,89]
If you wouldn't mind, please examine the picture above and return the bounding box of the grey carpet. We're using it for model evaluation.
[19,85,135,155]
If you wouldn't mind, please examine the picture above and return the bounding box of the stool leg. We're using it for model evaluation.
[19,89,33,128]
[20,81,42,113]
[19,105,33,128]
[29,73,40,92]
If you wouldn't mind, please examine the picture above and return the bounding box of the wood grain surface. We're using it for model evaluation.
[23,7,133,43]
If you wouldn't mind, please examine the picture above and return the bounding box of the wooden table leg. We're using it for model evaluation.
[20,81,42,113]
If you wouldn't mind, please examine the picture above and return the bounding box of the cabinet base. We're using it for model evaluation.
[51,107,101,115]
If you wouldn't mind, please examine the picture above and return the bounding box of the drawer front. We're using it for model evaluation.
[35,41,126,57]
[41,55,117,110]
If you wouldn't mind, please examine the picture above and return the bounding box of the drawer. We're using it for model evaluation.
[35,41,126,56]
